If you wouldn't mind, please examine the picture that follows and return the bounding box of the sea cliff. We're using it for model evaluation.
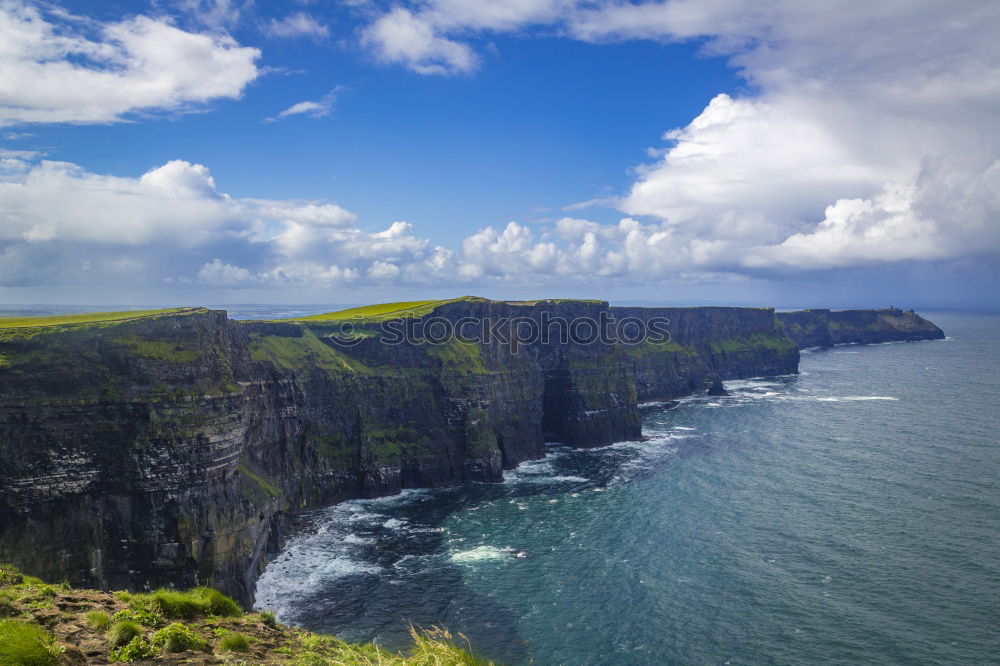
[0,299,937,606]
[777,307,945,348]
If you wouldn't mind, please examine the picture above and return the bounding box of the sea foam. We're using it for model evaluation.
[450,545,516,563]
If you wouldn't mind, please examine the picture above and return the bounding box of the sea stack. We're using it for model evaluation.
[707,379,730,396]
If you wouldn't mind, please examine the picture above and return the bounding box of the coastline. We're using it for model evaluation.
[0,299,941,607]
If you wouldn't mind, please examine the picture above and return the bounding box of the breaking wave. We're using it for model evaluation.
[450,545,518,564]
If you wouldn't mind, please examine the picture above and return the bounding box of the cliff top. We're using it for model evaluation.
[291,296,484,322]
[0,307,206,331]
[283,295,609,323]
[778,307,921,314]
[0,303,932,335]
[0,301,828,334]
[0,564,494,665]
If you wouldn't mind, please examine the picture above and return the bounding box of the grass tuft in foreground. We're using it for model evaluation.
[84,611,111,631]
[0,563,497,664]
[108,620,142,648]
[0,619,61,665]
[141,586,244,619]
[217,629,252,652]
[151,622,209,652]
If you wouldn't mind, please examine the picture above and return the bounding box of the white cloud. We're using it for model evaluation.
[254,201,356,228]
[456,218,692,281]
[258,262,360,285]
[367,260,401,280]
[621,93,889,230]
[267,88,341,122]
[605,1,1000,270]
[0,1,261,125]
[279,101,325,117]
[349,0,1000,274]
[198,258,253,285]
[0,153,451,289]
[265,12,329,40]
[0,159,237,246]
[355,1,581,76]
[175,0,251,31]
[361,7,478,75]
[745,159,1000,269]
[458,221,533,279]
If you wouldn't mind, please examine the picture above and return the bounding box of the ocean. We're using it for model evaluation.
[253,311,1000,665]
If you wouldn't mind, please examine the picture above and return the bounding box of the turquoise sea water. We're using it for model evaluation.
[254,312,1000,665]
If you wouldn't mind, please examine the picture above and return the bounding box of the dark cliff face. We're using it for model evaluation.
[0,300,799,605]
[0,310,268,603]
[778,308,944,348]
[776,309,834,348]
[612,306,799,401]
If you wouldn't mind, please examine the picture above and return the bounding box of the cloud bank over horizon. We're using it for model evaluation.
[0,0,998,304]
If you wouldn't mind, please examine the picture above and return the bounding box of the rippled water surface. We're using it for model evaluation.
[255,312,1000,665]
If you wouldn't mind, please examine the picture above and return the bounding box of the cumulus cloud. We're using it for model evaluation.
[456,218,695,282]
[621,93,888,229]
[355,0,592,75]
[744,159,1000,269]
[0,159,239,246]
[606,0,1000,270]
[198,258,253,285]
[368,260,401,280]
[0,1,261,125]
[353,0,1000,275]
[0,154,450,289]
[361,7,479,75]
[264,12,329,40]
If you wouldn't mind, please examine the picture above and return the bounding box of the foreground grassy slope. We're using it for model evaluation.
[0,565,493,665]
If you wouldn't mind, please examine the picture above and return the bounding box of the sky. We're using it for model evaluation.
[0,0,998,309]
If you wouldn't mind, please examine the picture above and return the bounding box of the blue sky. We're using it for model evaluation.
[1,0,998,308]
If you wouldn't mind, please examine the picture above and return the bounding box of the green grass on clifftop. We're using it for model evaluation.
[286,296,609,324]
[0,308,200,330]
[293,297,484,322]
[0,564,495,665]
